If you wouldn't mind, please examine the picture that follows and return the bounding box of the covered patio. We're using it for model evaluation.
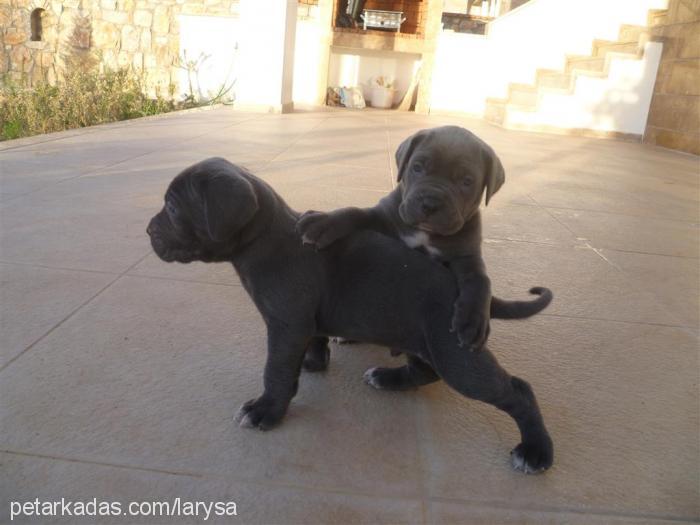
[1,107,698,524]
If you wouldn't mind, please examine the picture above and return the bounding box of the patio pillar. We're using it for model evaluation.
[236,0,298,113]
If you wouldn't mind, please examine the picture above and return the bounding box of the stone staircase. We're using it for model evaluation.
[484,9,668,137]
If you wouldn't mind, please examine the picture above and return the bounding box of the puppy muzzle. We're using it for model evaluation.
[399,189,464,235]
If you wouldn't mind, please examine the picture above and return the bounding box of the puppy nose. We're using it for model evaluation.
[420,197,441,216]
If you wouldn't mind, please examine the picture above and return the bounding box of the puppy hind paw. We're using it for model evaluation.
[302,346,330,372]
[510,441,553,474]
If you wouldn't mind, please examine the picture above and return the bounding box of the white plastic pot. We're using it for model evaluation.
[370,86,396,109]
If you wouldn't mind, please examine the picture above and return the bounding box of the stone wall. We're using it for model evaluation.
[1,0,318,98]
[643,0,700,155]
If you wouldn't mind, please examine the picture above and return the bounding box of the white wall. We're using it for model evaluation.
[293,19,325,105]
[430,0,668,133]
[178,15,239,103]
[327,50,421,106]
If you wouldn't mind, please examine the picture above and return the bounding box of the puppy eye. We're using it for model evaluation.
[462,177,474,187]
[412,162,425,174]
[165,200,178,217]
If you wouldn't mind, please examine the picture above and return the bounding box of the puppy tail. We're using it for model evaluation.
[490,287,553,319]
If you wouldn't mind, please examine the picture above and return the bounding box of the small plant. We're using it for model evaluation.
[175,50,236,108]
[0,68,176,141]
[373,76,395,89]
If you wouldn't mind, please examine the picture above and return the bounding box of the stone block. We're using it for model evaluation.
[118,0,135,10]
[644,126,700,155]
[670,0,700,24]
[647,92,700,133]
[143,53,157,68]
[181,3,205,14]
[140,29,152,51]
[132,51,143,69]
[50,0,63,16]
[152,5,170,34]
[662,59,700,95]
[92,20,121,48]
[101,10,129,24]
[134,9,152,27]
[4,31,28,46]
[42,51,55,68]
[121,25,139,52]
[100,0,117,9]
[117,50,131,68]
[63,0,81,8]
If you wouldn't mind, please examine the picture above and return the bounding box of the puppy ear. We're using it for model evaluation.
[482,146,505,206]
[203,172,259,243]
[395,130,428,182]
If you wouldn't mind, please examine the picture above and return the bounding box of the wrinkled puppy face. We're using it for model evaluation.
[147,157,259,264]
[396,126,505,236]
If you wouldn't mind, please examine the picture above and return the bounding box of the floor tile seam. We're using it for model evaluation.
[0,127,100,153]
[536,203,700,226]
[0,251,152,375]
[0,449,429,504]
[425,495,700,523]
[537,312,699,332]
[123,272,243,288]
[529,199,623,269]
[253,118,331,171]
[595,246,700,261]
[0,260,120,276]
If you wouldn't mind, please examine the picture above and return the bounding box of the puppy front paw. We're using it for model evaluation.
[451,301,490,351]
[235,397,287,431]
[510,437,554,474]
[296,211,339,249]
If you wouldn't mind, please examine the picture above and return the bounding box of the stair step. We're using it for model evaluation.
[565,55,605,73]
[618,24,646,42]
[484,98,507,125]
[592,39,639,58]
[647,9,668,26]
[536,69,572,90]
[507,84,538,106]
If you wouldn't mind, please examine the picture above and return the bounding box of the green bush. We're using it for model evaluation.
[0,68,178,141]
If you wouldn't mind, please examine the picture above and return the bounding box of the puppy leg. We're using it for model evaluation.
[429,344,553,473]
[364,355,439,391]
[302,336,330,372]
[236,322,310,430]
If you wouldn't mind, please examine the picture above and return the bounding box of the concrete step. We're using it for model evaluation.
[484,98,507,125]
[647,8,668,26]
[536,69,573,90]
[565,55,606,73]
[507,83,538,107]
[592,39,639,58]
[618,24,647,42]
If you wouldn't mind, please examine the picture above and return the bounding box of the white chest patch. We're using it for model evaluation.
[401,231,442,257]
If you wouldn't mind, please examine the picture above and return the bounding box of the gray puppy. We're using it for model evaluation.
[298,126,512,351]
[147,157,553,474]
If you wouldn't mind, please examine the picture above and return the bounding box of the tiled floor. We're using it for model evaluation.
[1,107,698,524]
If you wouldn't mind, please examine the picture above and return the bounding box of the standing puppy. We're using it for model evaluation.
[298,126,512,351]
[147,157,554,474]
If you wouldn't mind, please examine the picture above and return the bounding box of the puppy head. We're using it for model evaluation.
[395,126,505,235]
[147,157,259,263]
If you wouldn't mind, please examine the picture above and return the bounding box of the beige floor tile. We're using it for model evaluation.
[0,276,425,498]
[0,263,115,369]
[417,316,699,520]
[2,452,423,524]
